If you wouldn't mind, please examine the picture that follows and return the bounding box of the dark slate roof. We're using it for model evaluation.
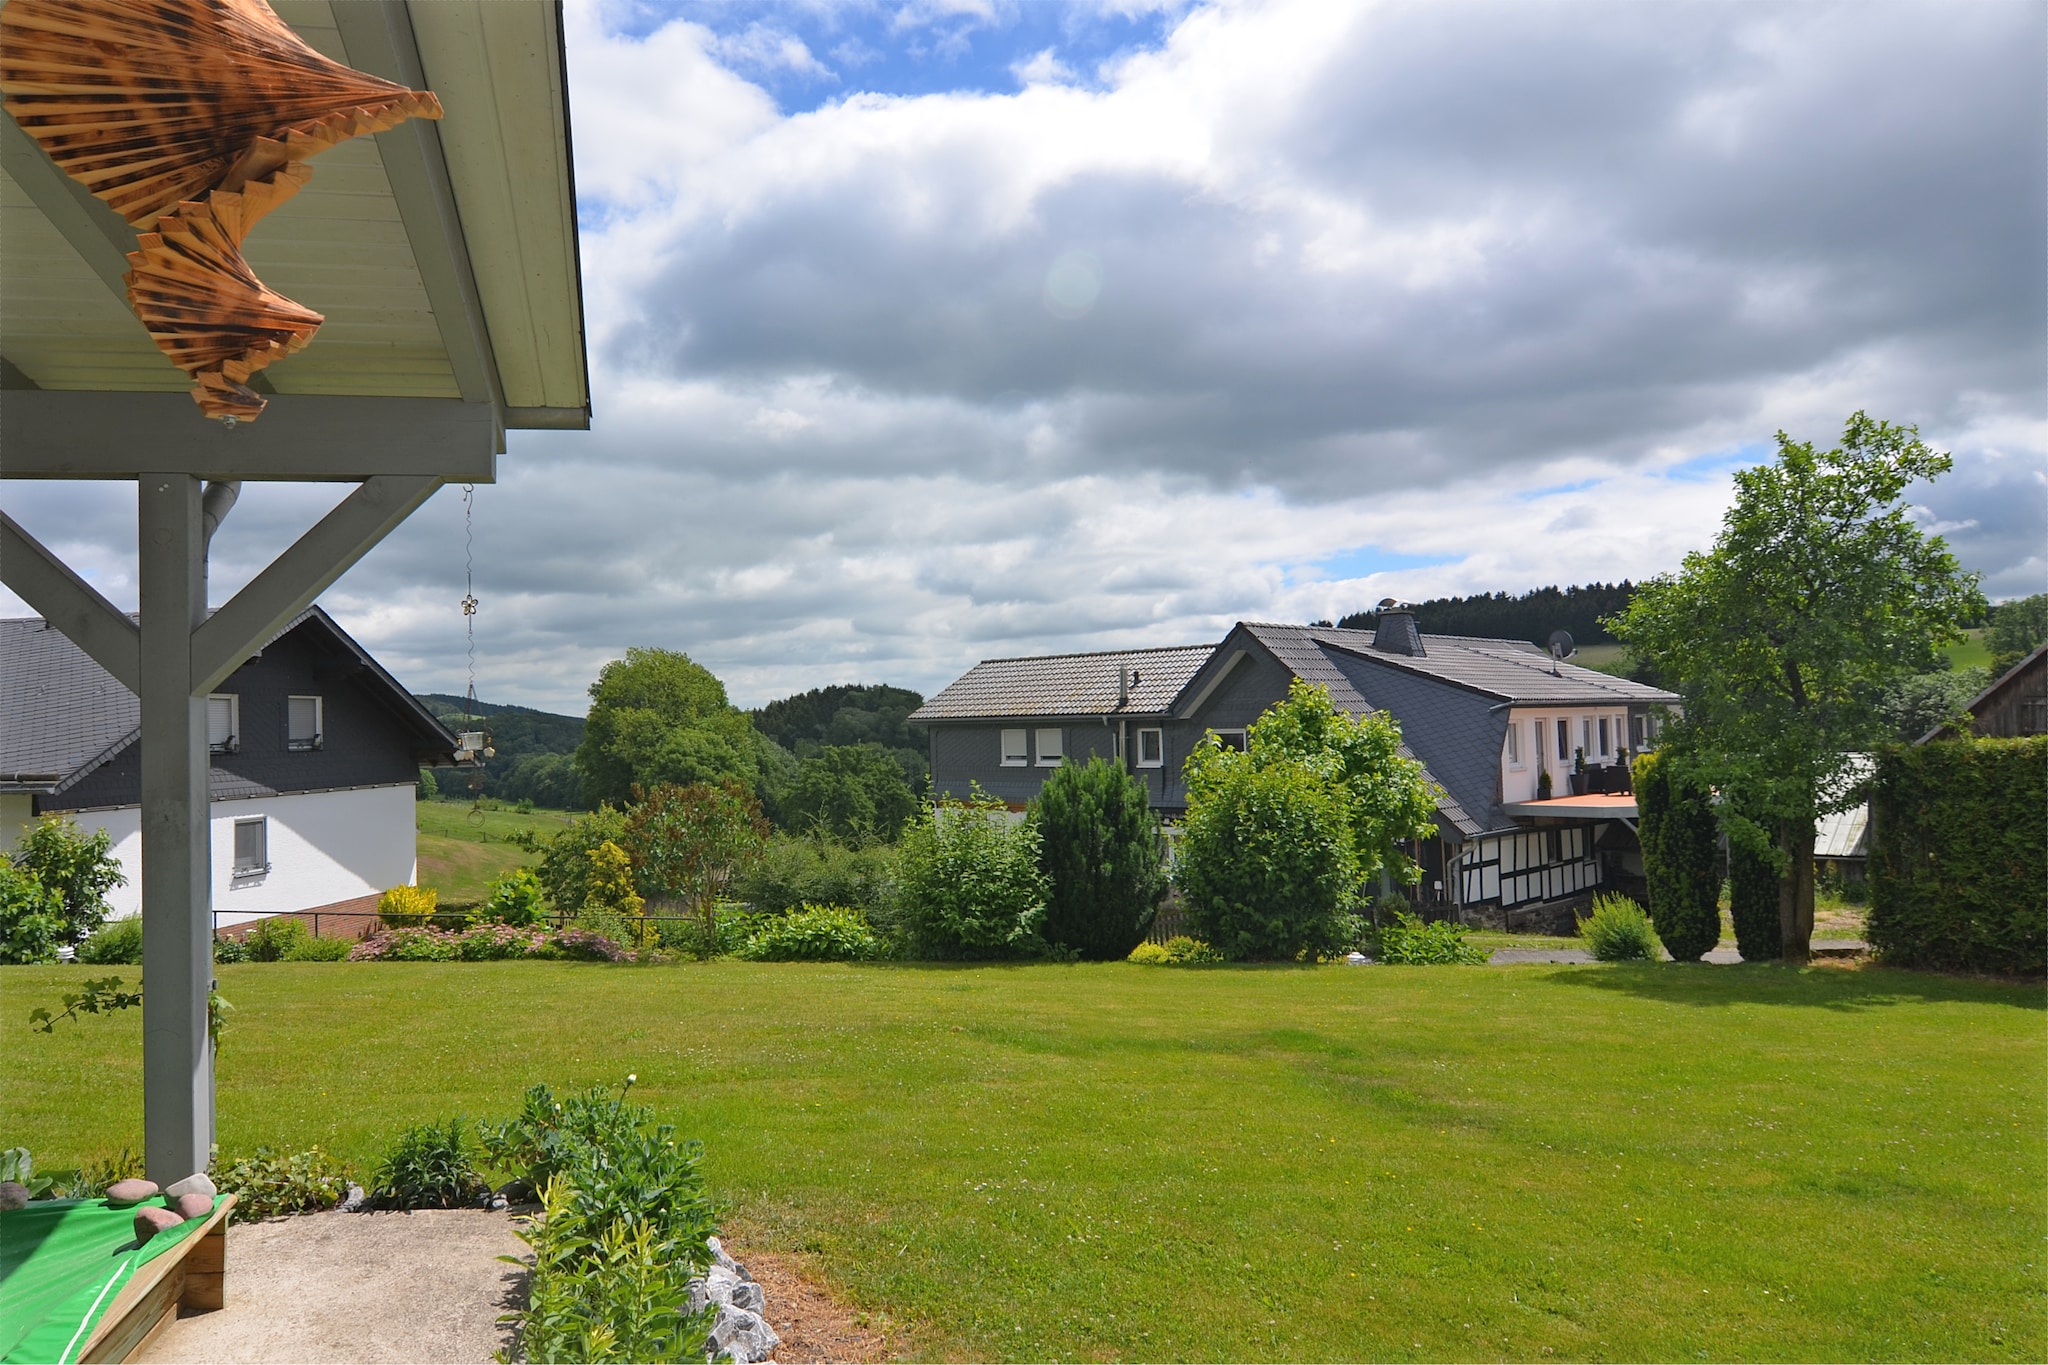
[1303,625,1678,705]
[0,619,138,788]
[1229,623,1483,837]
[0,608,455,795]
[910,644,1216,722]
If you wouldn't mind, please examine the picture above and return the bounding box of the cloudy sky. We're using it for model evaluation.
[6,0,2044,714]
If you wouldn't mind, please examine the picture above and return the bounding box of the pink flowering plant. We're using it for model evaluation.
[349,923,630,963]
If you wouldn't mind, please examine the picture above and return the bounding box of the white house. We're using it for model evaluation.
[1,608,457,932]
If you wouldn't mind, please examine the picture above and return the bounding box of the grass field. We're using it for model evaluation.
[413,799,578,903]
[1942,628,1992,671]
[6,960,2039,1362]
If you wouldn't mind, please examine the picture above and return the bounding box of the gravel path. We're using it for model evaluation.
[136,1208,527,1364]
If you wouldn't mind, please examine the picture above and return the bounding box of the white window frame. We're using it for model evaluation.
[1208,728,1248,753]
[1505,720,1522,767]
[1135,727,1164,768]
[207,693,239,754]
[1000,729,1028,766]
[1035,728,1064,766]
[231,816,268,878]
[1597,716,1611,757]
[287,694,324,752]
[1555,718,1570,762]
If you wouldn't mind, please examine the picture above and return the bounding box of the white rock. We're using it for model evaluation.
[704,1303,779,1364]
[707,1235,738,1271]
[164,1172,216,1200]
[685,1277,710,1315]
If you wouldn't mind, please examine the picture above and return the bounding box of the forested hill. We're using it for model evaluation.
[1337,583,1635,646]
[414,693,585,808]
[751,683,929,788]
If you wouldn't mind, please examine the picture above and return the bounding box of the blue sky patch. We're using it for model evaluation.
[1294,545,1461,585]
[613,1,1183,112]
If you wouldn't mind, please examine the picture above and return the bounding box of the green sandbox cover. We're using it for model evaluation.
[0,1195,223,1365]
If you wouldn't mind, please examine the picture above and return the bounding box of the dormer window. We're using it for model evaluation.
[287,695,324,751]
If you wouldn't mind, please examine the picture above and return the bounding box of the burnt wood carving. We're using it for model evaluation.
[2,0,442,419]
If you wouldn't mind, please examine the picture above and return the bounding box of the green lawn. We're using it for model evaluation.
[413,799,578,903]
[6,961,2040,1362]
[1942,628,1992,671]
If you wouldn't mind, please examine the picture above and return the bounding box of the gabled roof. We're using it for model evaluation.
[1297,625,1678,706]
[0,606,455,795]
[1222,624,1482,837]
[910,644,1215,722]
[1919,641,2048,743]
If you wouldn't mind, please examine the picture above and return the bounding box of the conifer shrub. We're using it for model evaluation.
[1632,750,1721,961]
[1867,737,2046,974]
[1727,835,1782,961]
[1033,757,1165,961]
[1577,893,1662,961]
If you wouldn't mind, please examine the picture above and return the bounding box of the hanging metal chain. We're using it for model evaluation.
[461,482,479,723]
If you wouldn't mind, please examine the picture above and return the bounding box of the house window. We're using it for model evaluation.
[287,695,324,751]
[1598,716,1610,757]
[1632,714,1647,749]
[207,694,239,753]
[1504,721,1521,766]
[1210,728,1247,752]
[1555,718,1569,762]
[1035,728,1064,766]
[1136,728,1164,768]
[232,817,267,877]
[1001,729,1028,766]
[1580,716,1593,759]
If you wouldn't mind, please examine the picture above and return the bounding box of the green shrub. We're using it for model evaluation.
[243,917,310,962]
[896,790,1048,959]
[1178,753,1359,961]
[217,1146,351,1220]
[11,816,125,946]
[283,933,352,962]
[1633,750,1722,961]
[1867,737,2046,974]
[213,934,250,964]
[778,743,920,843]
[736,904,881,961]
[653,902,757,957]
[477,868,547,927]
[353,926,461,962]
[78,916,144,965]
[732,834,899,932]
[1577,893,1663,962]
[1728,835,1781,962]
[1128,935,1224,965]
[373,1117,487,1210]
[0,860,65,965]
[536,806,636,914]
[1376,912,1488,965]
[1033,757,1165,961]
[485,1082,716,1363]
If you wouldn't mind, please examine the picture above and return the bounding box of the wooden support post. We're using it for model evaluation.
[138,474,214,1184]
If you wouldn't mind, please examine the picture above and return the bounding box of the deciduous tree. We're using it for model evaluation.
[574,649,762,808]
[1610,413,1984,960]
[624,781,769,958]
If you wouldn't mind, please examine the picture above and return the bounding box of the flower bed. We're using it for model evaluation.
[349,924,629,963]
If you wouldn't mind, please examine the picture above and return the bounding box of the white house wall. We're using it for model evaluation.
[1,793,35,853]
[66,784,417,929]
[1500,707,1640,803]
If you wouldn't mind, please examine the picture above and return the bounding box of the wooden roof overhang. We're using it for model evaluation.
[0,0,589,482]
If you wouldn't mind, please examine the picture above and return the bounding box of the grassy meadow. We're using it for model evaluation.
[412,799,576,903]
[7,958,2040,1362]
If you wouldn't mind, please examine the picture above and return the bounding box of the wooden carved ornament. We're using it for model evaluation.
[1,0,443,420]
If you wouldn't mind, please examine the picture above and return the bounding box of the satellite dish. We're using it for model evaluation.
[1547,630,1576,661]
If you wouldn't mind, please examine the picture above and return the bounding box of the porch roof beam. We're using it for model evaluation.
[189,475,442,695]
[332,0,503,413]
[0,510,140,691]
[0,392,499,481]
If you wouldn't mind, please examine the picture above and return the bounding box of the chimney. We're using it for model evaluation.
[1117,664,1130,708]
[1372,604,1426,656]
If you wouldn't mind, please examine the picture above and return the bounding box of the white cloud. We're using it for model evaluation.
[6,0,2041,714]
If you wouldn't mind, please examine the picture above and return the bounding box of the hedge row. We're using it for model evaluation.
[1866,736,2046,975]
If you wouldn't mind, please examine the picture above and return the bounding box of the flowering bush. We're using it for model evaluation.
[378,884,439,926]
[351,923,630,963]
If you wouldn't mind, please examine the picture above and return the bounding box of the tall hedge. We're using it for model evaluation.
[1866,737,2046,975]
[1726,835,1781,962]
[1632,750,1721,961]
[1033,758,1164,961]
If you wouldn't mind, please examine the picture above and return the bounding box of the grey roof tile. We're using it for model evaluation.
[1303,625,1678,705]
[0,619,139,788]
[911,644,1215,722]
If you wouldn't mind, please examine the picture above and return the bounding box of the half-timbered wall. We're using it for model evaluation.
[1458,824,1601,909]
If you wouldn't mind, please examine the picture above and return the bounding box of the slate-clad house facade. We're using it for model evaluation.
[912,611,1680,928]
[1,607,456,929]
